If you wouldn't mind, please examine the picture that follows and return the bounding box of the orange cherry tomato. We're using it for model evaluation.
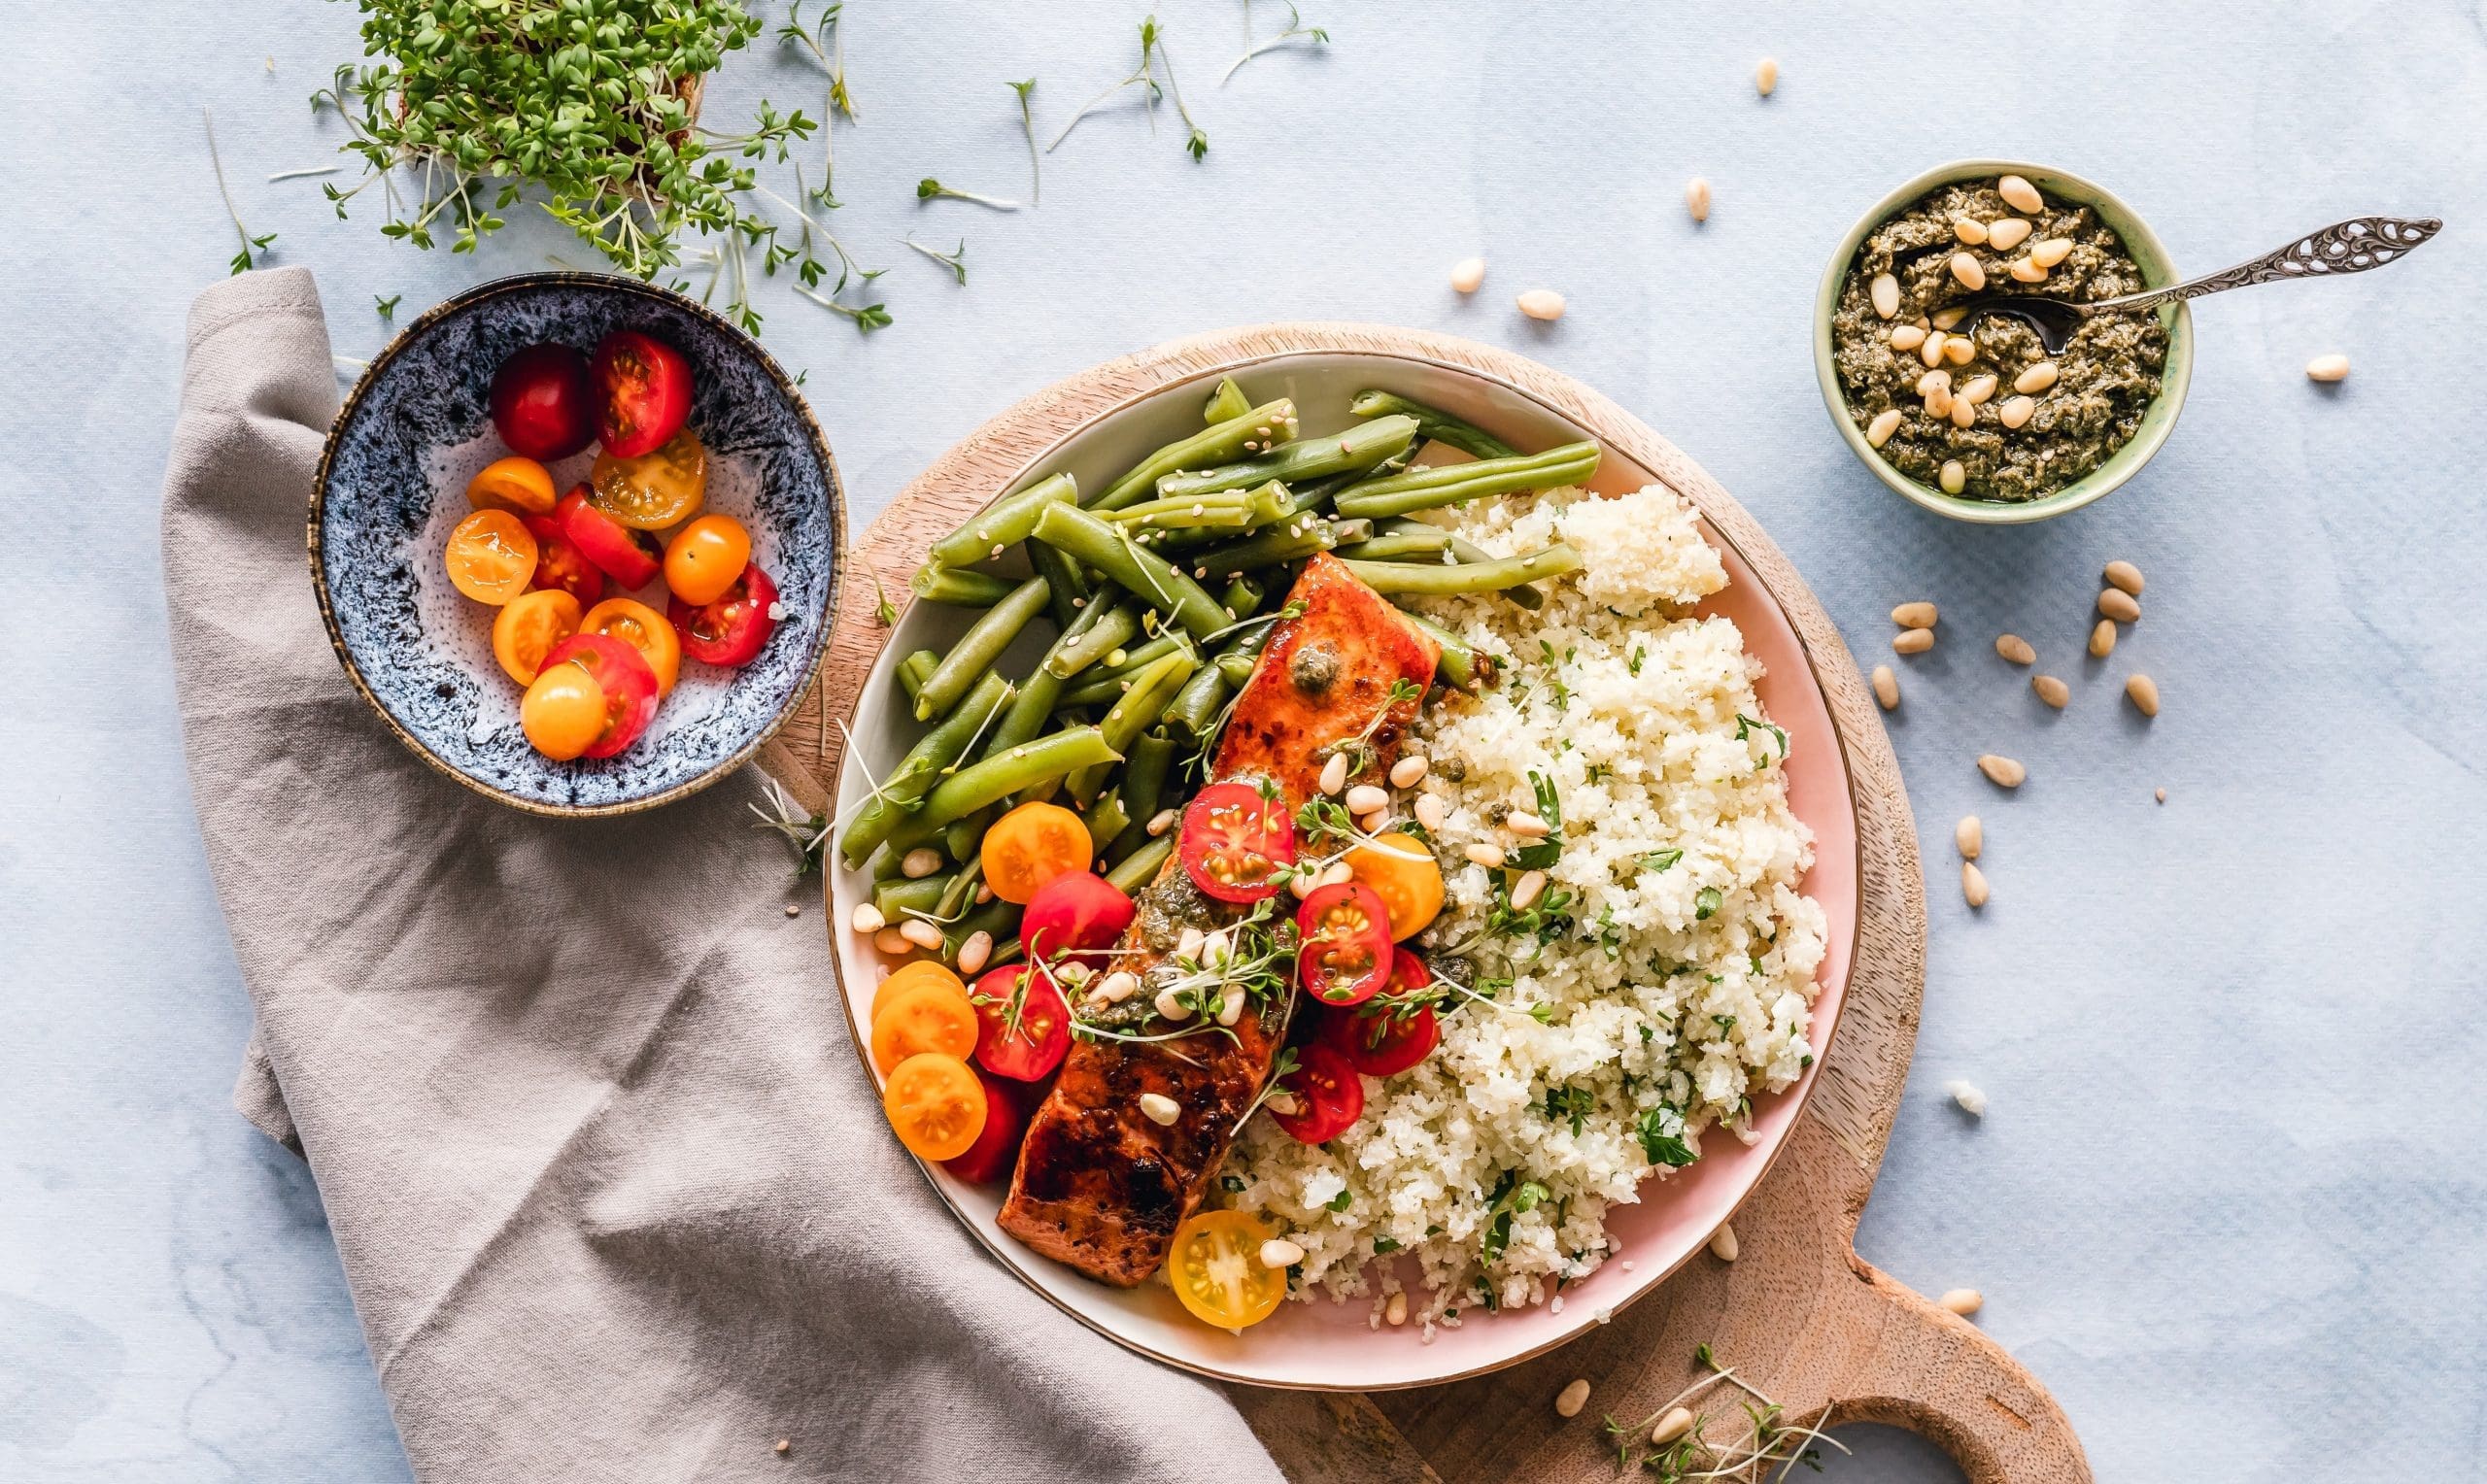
[465,455,559,518]
[871,961,968,1024]
[1168,1209,1287,1331]
[491,589,582,687]
[579,596,682,696]
[589,427,706,530]
[881,1052,987,1163]
[869,978,980,1074]
[1346,831,1446,941]
[663,513,752,606]
[520,662,606,760]
[981,800,1095,905]
[444,508,539,605]
[536,633,660,759]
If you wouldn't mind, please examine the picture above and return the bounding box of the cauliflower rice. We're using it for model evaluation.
[1220,482,1828,1327]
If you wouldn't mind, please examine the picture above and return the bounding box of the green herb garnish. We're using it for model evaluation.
[1634,1108,1696,1168]
[1694,886,1722,921]
[1224,1,1330,84]
[203,108,276,275]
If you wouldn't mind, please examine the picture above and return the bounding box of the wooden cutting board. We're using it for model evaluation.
[760,322,2093,1484]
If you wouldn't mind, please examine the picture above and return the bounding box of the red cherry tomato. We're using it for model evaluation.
[489,343,596,460]
[592,330,693,458]
[970,964,1073,1082]
[555,486,663,589]
[1177,782,1297,904]
[538,632,659,759]
[1019,872,1136,970]
[941,1065,1031,1185]
[1268,1042,1364,1145]
[522,515,606,606]
[1296,882,1396,1006]
[1320,950,1440,1077]
[667,562,779,667]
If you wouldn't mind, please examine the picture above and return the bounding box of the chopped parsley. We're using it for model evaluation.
[1544,1084,1595,1136]
[1735,713,1789,769]
[1635,1108,1697,1168]
[1628,643,1647,677]
[1695,886,1723,921]
[1480,1168,1550,1264]
[1637,848,1683,874]
[1325,1189,1353,1212]
[1372,1235,1400,1254]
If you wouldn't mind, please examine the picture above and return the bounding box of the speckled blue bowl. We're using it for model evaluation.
[311,273,843,816]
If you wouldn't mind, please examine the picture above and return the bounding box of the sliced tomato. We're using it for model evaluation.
[538,631,659,759]
[579,596,680,696]
[969,964,1073,1082]
[1267,1042,1364,1145]
[593,329,693,458]
[1296,882,1395,1006]
[1168,1209,1287,1330]
[491,588,582,688]
[555,485,662,589]
[489,344,596,460]
[1320,951,1440,1077]
[941,1066,1030,1185]
[1178,782,1296,903]
[523,515,606,607]
[983,800,1094,905]
[443,508,538,605]
[882,1052,986,1163]
[667,562,779,667]
[591,427,707,531]
[1019,871,1134,969]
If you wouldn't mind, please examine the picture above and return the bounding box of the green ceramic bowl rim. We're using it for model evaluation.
[1811,158,2196,525]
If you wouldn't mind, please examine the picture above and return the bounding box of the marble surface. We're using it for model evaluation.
[7,2,2484,1479]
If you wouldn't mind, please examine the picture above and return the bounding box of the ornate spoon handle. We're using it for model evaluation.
[2091,216,2442,314]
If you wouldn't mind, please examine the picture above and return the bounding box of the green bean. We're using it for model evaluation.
[1215,651,1258,688]
[874,873,952,921]
[909,564,1017,608]
[1142,482,1313,556]
[897,649,939,702]
[1157,415,1418,502]
[1093,397,1298,511]
[1114,729,1178,859]
[1105,832,1175,895]
[1220,573,1266,622]
[1341,544,1582,595]
[1045,598,1140,678]
[1024,538,1091,630]
[943,895,1021,962]
[1107,483,1286,533]
[1332,441,1602,521]
[985,664,1065,760]
[1030,503,1231,645]
[1057,634,1194,709]
[1083,789,1131,856]
[1186,517,1370,581]
[913,725,1120,832]
[928,472,1076,569]
[1392,606,1485,689]
[1344,523,1543,610]
[935,857,985,920]
[1165,664,1232,747]
[945,807,992,864]
[836,672,1015,868]
[1203,376,1251,424]
[916,575,1050,722]
[1069,649,1198,802]
[1347,389,1520,460]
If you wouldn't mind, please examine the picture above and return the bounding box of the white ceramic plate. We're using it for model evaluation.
[828,351,1860,1390]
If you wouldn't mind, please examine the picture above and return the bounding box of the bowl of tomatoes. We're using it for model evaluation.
[312,273,841,815]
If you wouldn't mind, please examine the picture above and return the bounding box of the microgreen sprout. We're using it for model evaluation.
[1152,31,1209,160]
[1007,79,1040,202]
[917,178,1020,211]
[903,237,970,285]
[267,164,343,184]
[873,577,900,625]
[203,107,276,276]
[1225,1,1330,84]
[796,285,891,333]
[1236,1045,1303,1126]
[778,1,855,203]
[1602,1344,1847,1480]
[1051,15,1173,153]
[374,293,401,323]
[749,775,832,876]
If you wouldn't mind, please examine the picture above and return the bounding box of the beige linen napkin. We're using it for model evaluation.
[163,267,1283,1484]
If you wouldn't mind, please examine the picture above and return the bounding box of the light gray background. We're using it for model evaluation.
[6,1,2482,1479]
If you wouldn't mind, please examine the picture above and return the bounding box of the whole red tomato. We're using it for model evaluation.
[941,1065,1030,1185]
[592,330,693,458]
[489,344,596,460]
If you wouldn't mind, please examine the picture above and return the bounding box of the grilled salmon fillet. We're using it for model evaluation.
[997,554,1438,1286]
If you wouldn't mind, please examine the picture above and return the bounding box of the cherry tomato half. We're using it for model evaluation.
[1267,1042,1364,1145]
[667,562,779,668]
[983,800,1096,905]
[522,516,606,607]
[1019,871,1135,969]
[1346,830,1445,941]
[466,455,559,518]
[590,427,707,531]
[1296,882,1396,1006]
[882,1052,987,1163]
[1168,1209,1287,1331]
[941,1065,1030,1185]
[1178,782,1297,904]
[555,486,663,589]
[490,343,596,461]
[444,508,538,605]
[970,964,1073,1082]
[872,960,968,1025]
[491,588,582,688]
[536,631,660,759]
[592,329,693,458]
[519,660,606,761]
[1319,951,1441,1078]
[579,596,681,696]
[870,976,981,1075]
[664,512,751,606]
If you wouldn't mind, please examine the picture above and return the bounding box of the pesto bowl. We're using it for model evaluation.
[1813,159,2195,525]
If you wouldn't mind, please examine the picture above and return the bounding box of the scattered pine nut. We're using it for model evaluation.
[2008,255,2048,284]
[2306,353,2351,383]
[1383,1291,1409,1326]
[785,902,801,918]
[1871,664,1899,710]
[1507,810,1551,838]
[1961,860,1990,907]
[2156,787,2167,804]
[1865,408,1903,447]
[1463,842,1505,868]
[1938,460,1966,495]
[1944,1079,1988,1116]
[1950,253,1987,291]
[1892,628,1934,655]
[1940,1288,1986,1316]
[1414,793,1448,832]
[1994,633,2035,665]
[1651,1408,1696,1446]
[1345,784,1389,814]
[2089,619,2118,658]
[1986,217,2032,252]
[2125,673,2162,717]
[1997,174,2044,214]
[1146,808,1177,837]
[872,927,914,956]
[1390,755,1429,789]
[1929,306,1967,331]
[1260,1237,1305,1269]
[1357,809,1388,836]
[2014,361,2061,394]
[1949,394,1976,428]
[2030,237,2074,269]
[2032,674,2069,709]
[901,847,943,879]
[1138,1092,1181,1127]
[851,902,886,934]
[1890,324,1928,352]
[775,1438,792,1456]
[1959,374,1998,406]
[1924,385,1953,420]
[2097,588,2142,624]
[1517,288,1567,321]
[1449,256,1486,294]
[1942,335,1976,366]
[1095,970,1141,1004]
[898,918,944,951]
[1891,600,1938,629]
[1708,1223,1740,1263]
[1977,754,2026,788]
[1955,815,1982,860]
[1998,394,2035,429]
[1870,273,1900,320]
[2103,559,2145,595]
[1952,215,1989,246]
[1319,752,1350,796]
[1154,986,1191,1022]
[1919,331,1948,368]
[956,931,993,977]
[1555,1378,1592,1419]
[1511,870,1548,911]
[1755,56,1779,95]
[1685,176,1712,222]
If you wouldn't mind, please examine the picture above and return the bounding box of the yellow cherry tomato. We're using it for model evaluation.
[1347,831,1446,941]
[465,455,558,517]
[882,1052,987,1162]
[491,588,582,687]
[869,978,980,1075]
[981,800,1095,905]
[588,426,706,530]
[872,961,967,1025]
[1168,1209,1286,1331]
[579,596,682,696]
[664,513,753,607]
[520,660,606,760]
[444,508,539,605]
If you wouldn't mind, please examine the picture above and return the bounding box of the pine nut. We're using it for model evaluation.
[1555,1378,1592,1418]
[1261,1237,1305,1269]
[1978,754,2027,788]
[1319,752,1350,796]
[898,918,944,951]
[1892,628,1934,655]
[1915,369,1953,397]
[1919,331,1947,368]
[1943,335,1977,366]
[1708,1222,1739,1262]
[1651,1407,1695,1445]
[1146,808,1177,837]
[2032,674,2068,708]
[957,931,993,976]
[1870,272,1900,320]
[1998,394,2035,429]
[1946,1079,1988,1116]
[1463,842,1505,868]
[2103,559,2145,595]
[1890,324,1927,351]
[2097,588,2141,624]
[2306,353,2351,383]
[1924,387,1953,420]
[1097,970,1140,1003]
[1346,784,1389,814]
[1940,1288,1985,1316]
[1414,793,1448,832]
[873,927,914,956]
[1289,869,1316,900]
[1997,174,2044,214]
[2030,237,2074,269]
[1517,288,1567,321]
[2125,673,2161,717]
[1891,600,1938,628]
[851,902,886,934]
[1865,408,1903,447]
[1507,810,1550,838]
[1154,987,1191,1021]
[1955,815,1982,860]
[1322,859,1358,887]
[901,847,943,879]
[1177,926,1206,961]
[1139,1092,1180,1127]
[2014,361,2060,394]
[1938,460,1966,495]
[1385,1291,1408,1326]
[1950,394,1976,428]
[1357,809,1388,836]
[1685,176,1712,222]
[1217,994,1245,1027]
[1986,217,2032,252]
[1390,756,1429,789]
[2156,788,2167,804]
[1930,306,1968,331]
[1959,374,1997,405]
[1949,252,1986,291]
[2008,255,2048,284]
[1871,664,1899,710]
[1993,633,2034,665]
[1961,860,1990,908]
[1952,215,1989,246]
[2090,619,2118,658]
[1755,56,1779,95]
[1449,256,1486,293]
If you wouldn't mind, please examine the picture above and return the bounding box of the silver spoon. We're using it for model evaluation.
[1950,216,2442,354]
